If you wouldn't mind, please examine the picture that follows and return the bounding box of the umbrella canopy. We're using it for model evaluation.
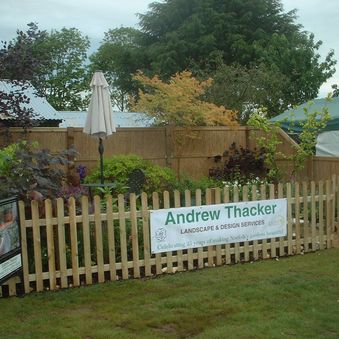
[83,71,116,138]
[83,71,116,184]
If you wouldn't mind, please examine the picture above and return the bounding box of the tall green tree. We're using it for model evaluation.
[133,0,335,116]
[206,63,287,122]
[90,27,146,111]
[0,23,47,130]
[0,22,48,83]
[1,24,90,111]
[34,28,90,111]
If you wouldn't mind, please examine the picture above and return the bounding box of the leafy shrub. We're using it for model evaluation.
[177,175,223,192]
[209,142,268,185]
[85,154,179,195]
[0,141,77,202]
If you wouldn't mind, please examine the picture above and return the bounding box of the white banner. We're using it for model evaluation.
[150,198,287,253]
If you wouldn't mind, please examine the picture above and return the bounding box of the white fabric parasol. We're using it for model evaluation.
[84,71,116,138]
[83,71,116,184]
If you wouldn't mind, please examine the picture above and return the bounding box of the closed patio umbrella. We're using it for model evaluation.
[83,71,116,184]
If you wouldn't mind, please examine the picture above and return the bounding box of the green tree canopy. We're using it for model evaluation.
[1,23,90,111]
[89,27,146,111]
[34,27,90,111]
[132,0,335,117]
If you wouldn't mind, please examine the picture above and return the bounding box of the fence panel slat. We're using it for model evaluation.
[319,181,324,250]
[214,188,222,266]
[118,194,128,279]
[152,192,162,275]
[196,189,204,269]
[277,184,285,257]
[57,198,67,288]
[185,190,194,270]
[294,183,301,255]
[242,185,250,262]
[163,191,173,273]
[223,187,231,265]
[8,276,19,296]
[251,185,259,260]
[130,194,140,278]
[19,201,30,294]
[106,195,117,281]
[287,183,293,256]
[205,189,214,267]
[45,199,56,290]
[311,182,317,251]
[260,184,268,260]
[81,196,92,285]
[233,187,240,263]
[69,197,79,287]
[269,184,277,258]
[174,190,183,272]
[302,182,309,253]
[31,200,43,292]
[94,196,104,283]
[326,180,332,248]
[141,193,151,277]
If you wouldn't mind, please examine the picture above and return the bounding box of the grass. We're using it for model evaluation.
[1,248,339,338]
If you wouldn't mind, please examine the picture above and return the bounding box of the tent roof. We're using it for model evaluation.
[270,97,339,133]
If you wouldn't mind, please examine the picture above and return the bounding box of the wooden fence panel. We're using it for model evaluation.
[19,201,30,294]
[242,186,250,261]
[31,200,43,292]
[45,199,56,290]
[130,193,140,279]
[223,187,231,265]
[173,191,183,272]
[81,196,92,285]
[185,190,194,270]
[57,198,68,288]
[106,195,117,281]
[269,184,277,258]
[118,195,128,280]
[163,191,173,273]
[141,193,151,277]
[152,192,162,275]
[294,183,301,255]
[69,197,80,287]
[1,177,338,297]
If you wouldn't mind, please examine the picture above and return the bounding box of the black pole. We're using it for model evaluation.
[99,138,104,185]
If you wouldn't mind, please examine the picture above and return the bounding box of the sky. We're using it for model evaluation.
[1,0,338,98]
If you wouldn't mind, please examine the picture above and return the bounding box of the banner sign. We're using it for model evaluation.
[150,198,287,254]
[0,197,22,285]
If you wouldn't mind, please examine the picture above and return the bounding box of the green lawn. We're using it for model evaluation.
[1,248,339,338]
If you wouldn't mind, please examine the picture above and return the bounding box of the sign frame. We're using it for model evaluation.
[0,197,23,286]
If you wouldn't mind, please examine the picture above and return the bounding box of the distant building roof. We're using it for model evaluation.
[58,111,155,128]
[0,80,61,122]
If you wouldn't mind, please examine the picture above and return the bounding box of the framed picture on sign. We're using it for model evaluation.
[0,197,22,285]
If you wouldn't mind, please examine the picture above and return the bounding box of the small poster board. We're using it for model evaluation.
[0,197,22,285]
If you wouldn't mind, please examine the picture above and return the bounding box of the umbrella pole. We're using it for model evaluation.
[99,138,104,185]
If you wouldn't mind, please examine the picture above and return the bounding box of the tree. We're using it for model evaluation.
[1,23,90,112]
[0,22,48,83]
[131,70,237,127]
[34,28,90,111]
[206,63,287,122]
[0,23,47,131]
[132,0,335,116]
[90,27,146,111]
